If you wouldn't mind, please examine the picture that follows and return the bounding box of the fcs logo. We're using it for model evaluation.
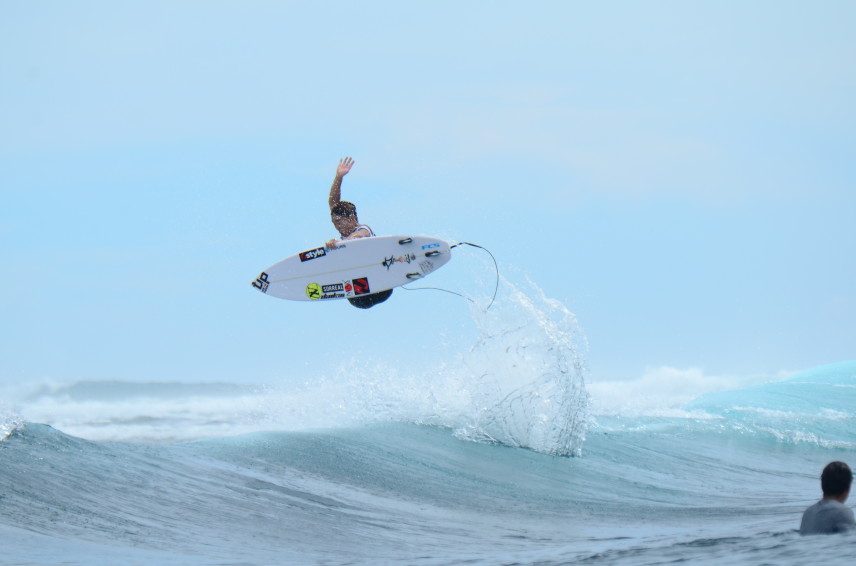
[421,243,440,250]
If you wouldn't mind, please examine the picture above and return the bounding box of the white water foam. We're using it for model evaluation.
[245,276,591,456]
[0,407,24,441]
[587,366,789,418]
[6,279,591,453]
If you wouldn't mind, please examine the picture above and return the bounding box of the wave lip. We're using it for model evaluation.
[1,406,24,440]
[1,419,23,441]
[685,361,856,447]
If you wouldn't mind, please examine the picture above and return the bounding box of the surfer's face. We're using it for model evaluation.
[331,213,358,237]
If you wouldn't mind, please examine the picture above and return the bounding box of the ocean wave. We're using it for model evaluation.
[2,278,591,456]
[682,361,856,447]
[3,415,849,566]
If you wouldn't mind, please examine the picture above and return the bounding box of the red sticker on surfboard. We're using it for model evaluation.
[352,277,370,295]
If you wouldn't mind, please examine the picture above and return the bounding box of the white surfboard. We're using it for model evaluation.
[251,235,452,302]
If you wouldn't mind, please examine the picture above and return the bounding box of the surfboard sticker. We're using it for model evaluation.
[252,272,270,294]
[299,247,327,262]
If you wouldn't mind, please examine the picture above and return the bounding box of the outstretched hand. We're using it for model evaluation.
[337,156,354,176]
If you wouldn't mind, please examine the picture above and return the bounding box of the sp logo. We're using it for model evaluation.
[252,272,270,293]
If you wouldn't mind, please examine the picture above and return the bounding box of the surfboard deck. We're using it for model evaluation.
[252,235,452,302]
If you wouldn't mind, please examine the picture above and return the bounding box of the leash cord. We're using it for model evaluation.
[401,241,499,310]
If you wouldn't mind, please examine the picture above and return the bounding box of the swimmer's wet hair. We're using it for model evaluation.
[822,461,853,496]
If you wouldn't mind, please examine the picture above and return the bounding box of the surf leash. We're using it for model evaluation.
[402,241,499,310]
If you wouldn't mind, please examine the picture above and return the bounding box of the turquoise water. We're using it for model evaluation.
[3,366,855,566]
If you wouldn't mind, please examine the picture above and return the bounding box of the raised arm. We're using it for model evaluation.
[328,157,354,210]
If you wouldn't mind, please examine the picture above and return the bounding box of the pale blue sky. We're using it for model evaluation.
[2,1,854,387]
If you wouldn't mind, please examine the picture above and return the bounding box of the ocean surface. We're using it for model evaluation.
[2,285,854,565]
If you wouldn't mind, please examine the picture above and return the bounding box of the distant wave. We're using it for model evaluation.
[684,360,856,448]
[24,380,258,401]
[592,361,856,449]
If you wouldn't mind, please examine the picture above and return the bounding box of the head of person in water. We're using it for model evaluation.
[822,461,853,501]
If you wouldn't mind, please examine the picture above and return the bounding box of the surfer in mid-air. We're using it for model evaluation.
[326,157,393,309]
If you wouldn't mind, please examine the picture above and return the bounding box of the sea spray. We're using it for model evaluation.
[1,411,24,441]
[452,277,591,456]
[264,277,591,456]
[3,279,592,453]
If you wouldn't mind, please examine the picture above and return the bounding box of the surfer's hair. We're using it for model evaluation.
[821,461,853,496]
[331,201,357,218]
